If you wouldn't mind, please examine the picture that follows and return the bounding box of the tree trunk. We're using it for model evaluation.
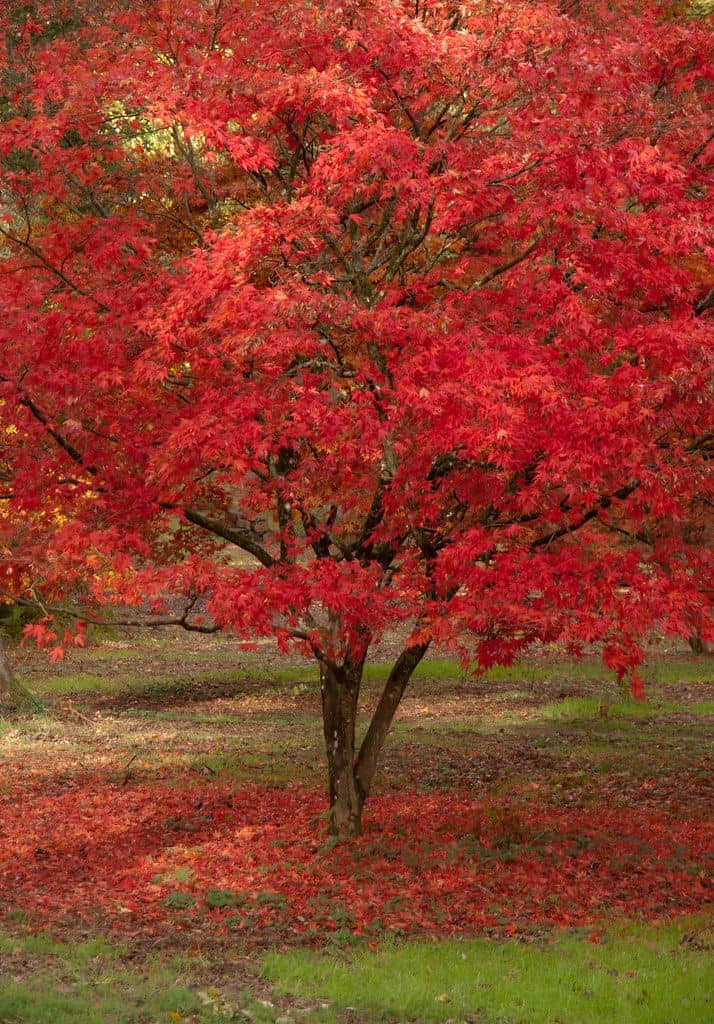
[354,641,429,798]
[321,658,364,838]
[320,641,430,839]
[0,636,39,712]
[688,631,711,655]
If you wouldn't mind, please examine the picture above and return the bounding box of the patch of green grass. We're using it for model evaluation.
[368,688,713,754]
[28,647,713,701]
[538,696,714,723]
[36,672,128,694]
[34,661,315,697]
[154,865,195,886]
[163,890,196,909]
[364,658,464,684]
[125,708,241,723]
[387,719,483,749]
[444,695,714,740]
[0,931,249,1024]
[542,696,655,722]
[365,656,600,686]
[647,659,714,684]
[184,739,322,787]
[362,655,713,705]
[205,887,248,909]
[35,669,215,697]
[0,933,120,962]
[688,701,714,715]
[264,918,714,1024]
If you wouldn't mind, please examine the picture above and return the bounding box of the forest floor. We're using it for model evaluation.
[0,634,712,1023]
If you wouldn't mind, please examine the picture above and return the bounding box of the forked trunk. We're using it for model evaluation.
[320,641,430,839]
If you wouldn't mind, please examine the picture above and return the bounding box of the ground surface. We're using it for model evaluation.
[0,633,712,1023]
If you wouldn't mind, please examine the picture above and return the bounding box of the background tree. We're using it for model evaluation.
[1,0,712,834]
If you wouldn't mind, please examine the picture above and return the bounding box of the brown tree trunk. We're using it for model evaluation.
[355,642,430,799]
[0,635,38,712]
[320,641,430,839]
[688,631,711,655]
[321,657,364,838]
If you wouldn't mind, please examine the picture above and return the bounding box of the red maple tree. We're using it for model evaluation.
[1,1,712,834]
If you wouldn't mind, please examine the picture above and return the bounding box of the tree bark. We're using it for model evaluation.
[321,657,364,838]
[0,636,39,712]
[355,641,429,799]
[688,631,711,655]
[320,641,430,838]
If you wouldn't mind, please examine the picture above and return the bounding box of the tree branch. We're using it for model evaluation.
[694,288,714,317]
[18,393,96,473]
[355,640,430,798]
[183,508,274,567]
[689,128,714,167]
[530,480,640,549]
[7,594,221,634]
[0,223,110,312]
[474,236,539,288]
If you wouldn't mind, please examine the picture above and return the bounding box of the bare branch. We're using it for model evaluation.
[0,223,110,312]
[184,508,275,567]
[530,480,640,549]
[6,593,221,634]
[474,236,539,288]
[18,393,95,472]
[487,158,543,186]
[694,288,714,317]
[689,128,714,167]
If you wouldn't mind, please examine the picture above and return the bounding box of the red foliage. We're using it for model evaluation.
[0,0,711,664]
[0,776,710,941]
[0,0,712,826]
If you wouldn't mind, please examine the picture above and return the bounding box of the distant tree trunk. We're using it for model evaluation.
[320,641,430,838]
[687,609,712,655]
[688,631,711,655]
[0,636,37,712]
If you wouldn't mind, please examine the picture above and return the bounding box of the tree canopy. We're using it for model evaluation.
[1,0,712,832]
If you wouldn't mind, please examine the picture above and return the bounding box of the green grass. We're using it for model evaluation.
[406,656,713,687]
[386,691,714,750]
[185,745,323,786]
[35,672,124,694]
[264,919,714,1024]
[0,931,278,1024]
[29,650,712,699]
[0,933,228,1024]
[33,663,308,697]
[688,701,714,714]
[5,919,711,1024]
[34,658,462,698]
[538,696,714,723]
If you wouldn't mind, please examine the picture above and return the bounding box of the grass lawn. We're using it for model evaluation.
[0,932,239,1024]
[266,919,714,1024]
[1,633,712,1022]
[0,919,711,1023]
